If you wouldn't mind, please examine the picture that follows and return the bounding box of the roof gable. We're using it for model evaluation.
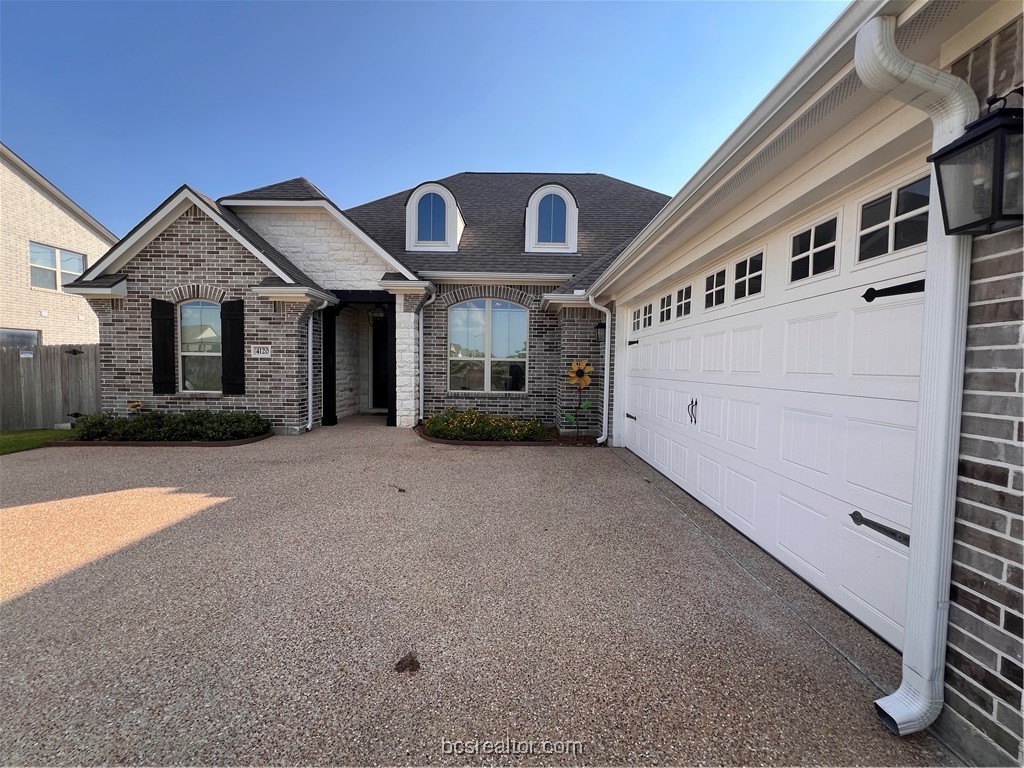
[75,185,325,292]
[221,177,326,201]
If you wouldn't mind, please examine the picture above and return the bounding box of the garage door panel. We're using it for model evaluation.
[839,524,909,645]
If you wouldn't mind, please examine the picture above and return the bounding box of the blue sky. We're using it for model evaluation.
[1,1,848,236]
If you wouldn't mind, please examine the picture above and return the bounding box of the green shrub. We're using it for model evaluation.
[422,408,550,442]
[73,410,272,442]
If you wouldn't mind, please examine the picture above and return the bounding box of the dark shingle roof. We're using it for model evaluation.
[343,173,669,280]
[221,177,327,201]
[555,240,632,294]
[75,273,127,288]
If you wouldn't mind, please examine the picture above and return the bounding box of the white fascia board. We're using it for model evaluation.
[379,279,433,295]
[0,143,118,245]
[252,285,339,304]
[588,0,907,298]
[539,293,591,311]
[62,282,128,299]
[82,188,295,285]
[222,197,418,281]
[418,271,572,285]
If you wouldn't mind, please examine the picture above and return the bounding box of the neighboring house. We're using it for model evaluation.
[584,1,1021,765]
[0,143,117,346]
[66,174,668,434]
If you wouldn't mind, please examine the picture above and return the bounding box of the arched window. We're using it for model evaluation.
[417,192,446,242]
[179,300,222,391]
[525,184,578,253]
[537,193,567,244]
[448,299,528,392]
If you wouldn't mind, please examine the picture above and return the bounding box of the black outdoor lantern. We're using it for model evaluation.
[928,88,1023,236]
[367,304,387,325]
[594,321,607,344]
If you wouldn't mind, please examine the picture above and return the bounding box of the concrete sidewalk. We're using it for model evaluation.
[0,417,958,765]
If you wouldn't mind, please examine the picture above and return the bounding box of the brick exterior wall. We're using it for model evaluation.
[941,227,1024,766]
[422,284,561,422]
[86,204,321,435]
[557,307,605,435]
[1,152,113,344]
[934,21,1024,767]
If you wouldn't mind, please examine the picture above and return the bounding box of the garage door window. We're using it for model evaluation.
[449,299,528,392]
[705,268,726,309]
[735,253,764,300]
[858,177,930,262]
[659,295,672,322]
[791,217,837,282]
[676,286,692,318]
[642,303,653,328]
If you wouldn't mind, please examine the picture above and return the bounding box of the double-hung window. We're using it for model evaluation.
[179,300,222,392]
[449,299,528,392]
[29,242,85,291]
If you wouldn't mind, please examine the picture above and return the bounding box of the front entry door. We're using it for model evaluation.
[371,317,388,410]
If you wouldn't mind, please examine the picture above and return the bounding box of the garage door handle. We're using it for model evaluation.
[849,511,910,547]
[689,398,698,424]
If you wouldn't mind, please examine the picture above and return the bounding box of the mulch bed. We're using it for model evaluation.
[414,425,601,447]
[45,433,274,448]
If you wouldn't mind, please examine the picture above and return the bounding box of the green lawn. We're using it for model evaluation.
[0,429,73,456]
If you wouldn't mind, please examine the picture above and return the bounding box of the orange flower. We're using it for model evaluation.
[566,360,593,389]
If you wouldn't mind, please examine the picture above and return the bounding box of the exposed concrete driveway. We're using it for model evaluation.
[1,417,957,766]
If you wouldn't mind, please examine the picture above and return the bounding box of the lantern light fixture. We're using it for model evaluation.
[927,87,1023,236]
[594,321,607,344]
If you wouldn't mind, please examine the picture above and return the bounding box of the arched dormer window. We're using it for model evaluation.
[525,184,578,253]
[406,183,463,252]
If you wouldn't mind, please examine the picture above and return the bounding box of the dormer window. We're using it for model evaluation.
[525,184,578,253]
[406,183,463,252]
[417,192,446,242]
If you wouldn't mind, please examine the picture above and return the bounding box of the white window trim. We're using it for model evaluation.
[29,241,85,293]
[703,267,728,312]
[178,300,222,394]
[675,284,692,318]
[406,183,463,252]
[447,299,529,393]
[855,174,930,265]
[525,184,578,253]
[733,250,766,304]
[787,212,841,287]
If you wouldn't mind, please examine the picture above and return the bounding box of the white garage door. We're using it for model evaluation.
[623,248,925,649]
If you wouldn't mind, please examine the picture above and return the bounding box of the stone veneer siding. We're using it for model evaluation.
[422,284,561,423]
[86,205,321,435]
[938,227,1023,767]
[1,152,113,345]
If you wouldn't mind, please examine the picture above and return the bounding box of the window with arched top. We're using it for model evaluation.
[406,183,462,252]
[448,299,528,392]
[525,184,578,253]
[417,192,446,242]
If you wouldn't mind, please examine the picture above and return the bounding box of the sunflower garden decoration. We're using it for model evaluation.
[565,359,594,441]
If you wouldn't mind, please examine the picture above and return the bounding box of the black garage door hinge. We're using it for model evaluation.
[627,340,639,346]
[849,511,910,547]
[862,279,925,303]
[625,413,637,421]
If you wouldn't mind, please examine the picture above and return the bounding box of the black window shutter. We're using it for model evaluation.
[151,299,176,394]
[221,299,245,395]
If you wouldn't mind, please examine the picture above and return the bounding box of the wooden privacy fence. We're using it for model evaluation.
[0,344,100,431]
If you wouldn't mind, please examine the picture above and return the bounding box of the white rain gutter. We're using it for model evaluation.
[587,296,612,444]
[854,15,978,736]
[418,286,438,423]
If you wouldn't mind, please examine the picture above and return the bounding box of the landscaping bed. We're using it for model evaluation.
[418,409,600,446]
[43,410,274,447]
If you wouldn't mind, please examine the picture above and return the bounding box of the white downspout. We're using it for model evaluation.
[854,16,978,736]
[418,287,438,424]
[587,296,612,444]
